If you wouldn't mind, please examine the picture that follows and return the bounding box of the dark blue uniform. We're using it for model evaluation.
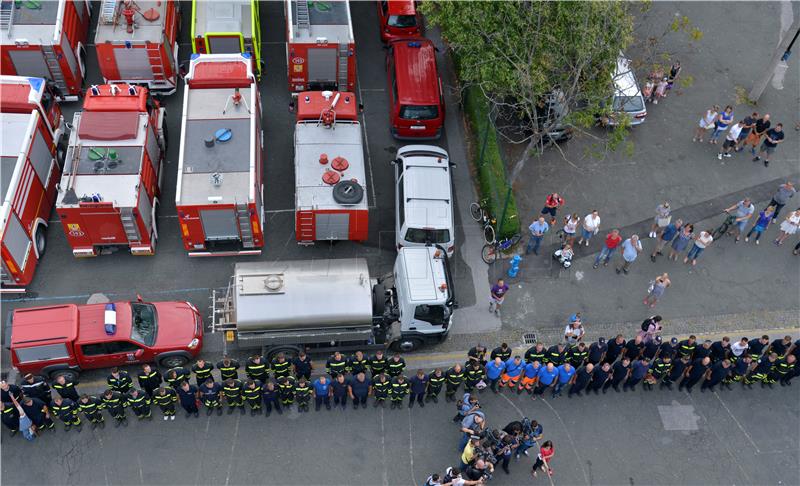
[604,361,630,392]
[701,362,729,391]
[348,376,371,409]
[331,379,349,409]
[664,358,689,388]
[261,384,282,415]
[604,339,626,364]
[679,359,710,392]
[568,367,593,396]
[21,397,54,429]
[409,374,428,407]
[177,385,199,416]
[587,366,610,393]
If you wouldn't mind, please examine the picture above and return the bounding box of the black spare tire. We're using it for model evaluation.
[332,180,364,205]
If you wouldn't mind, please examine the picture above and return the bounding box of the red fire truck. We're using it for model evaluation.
[175,54,264,256]
[0,0,91,101]
[293,90,367,244]
[285,0,356,93]
[56,83,166,257]
[94,0,181,95]
[1,76,67,291]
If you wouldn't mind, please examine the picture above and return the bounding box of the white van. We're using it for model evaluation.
[608,54,647,126]
[393,145,455,256]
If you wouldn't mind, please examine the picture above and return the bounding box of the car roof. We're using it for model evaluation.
[391,39,440,106]
[613,55,641,97]
[402,155,452,230]
[11,305,79,347]
[387,0,416,16]
[74,302,133,344]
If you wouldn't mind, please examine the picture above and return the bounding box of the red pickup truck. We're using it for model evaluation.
[5,299,203,381]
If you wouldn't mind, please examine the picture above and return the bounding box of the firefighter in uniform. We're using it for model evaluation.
[368,350,388,378]
[217,356,241,381]
[747,335,770,361]
[426,368,445,402]
[524,343,547,365]
[165,367,191,389]
[137,364,162,398]
[200,379,223,415]
[262,381,282,416]
[676,336,698,360]
[78,394,105,429]
[20,395,54,432]
[243,379,263,415]
[223,378,246,415]
[107,368,133,394]
[153,387,178,420]
[444,364,465,402]
[277,376,296,409]
[566,343,589,367]
[21,374,52,406]
[1,380,23,404]
[246,355,269,383]
[127,389,152,420]
[464,361,485,393]
[51,396,82,431]
[177,382,200,417]
[1,401,20,436]
[387,354,407,378]
[372,373,390,407]
[648,355,672,390]
[770,354,796,386]
[544,344,566,366]
[744,352,778,388]
[467,345,488,367]
[390,374,410,409]
[52,375,80,401]
[192,359,215,387]
[724,355,752,388]
[271,353,292,380]
[291,351,313,381]
[491,343,513,362]
[347,351,369,375]
[326,352,348,378]
[101,389,128,427]
[662,355,690,390]
[294,378,312,413]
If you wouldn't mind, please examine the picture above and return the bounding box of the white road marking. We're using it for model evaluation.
[541,398,591,485]
[687,394,752,482]
[407,408,417,486]
[224,414,241,486]
[356,69,378,208]
[380,408,389,486]
[713,391,760,452]
[136,453,145,485]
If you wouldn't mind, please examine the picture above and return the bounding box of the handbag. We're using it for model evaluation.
[475,380,487,390]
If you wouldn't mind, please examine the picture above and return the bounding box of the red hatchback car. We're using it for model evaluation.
[377,0,422,42]
[386,38,445,140]
[6,299,203,380]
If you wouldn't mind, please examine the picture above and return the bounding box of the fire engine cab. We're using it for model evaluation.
[190,0,262,79]
[56,84,166,257]
[293,90,367,244]
[94,0,181,94]
[0,0,91,101]
[285,0,355,93]
[1,76,67,291]
[175,54,264,256]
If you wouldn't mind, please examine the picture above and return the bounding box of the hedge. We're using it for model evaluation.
[462,86,521,239]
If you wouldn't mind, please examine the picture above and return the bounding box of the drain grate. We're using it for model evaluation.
[522,332,537,345]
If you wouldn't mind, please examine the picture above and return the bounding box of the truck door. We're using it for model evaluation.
[79,341,144,368]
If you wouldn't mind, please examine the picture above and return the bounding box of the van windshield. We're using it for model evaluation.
[130,303,158,346]
[388,15,417,28]
[400,105,439,121]
[405,228,450,244]
[414,304,450,326]
[612,95,644,113]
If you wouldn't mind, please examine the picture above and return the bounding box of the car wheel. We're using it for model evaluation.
[392,338,423,353]
[50,369,79,382]
[34,226,47,257]
[159,355,188,369]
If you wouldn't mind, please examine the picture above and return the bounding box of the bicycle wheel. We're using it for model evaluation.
[483,224,496,245]
[481,243,498,264]
[470,202,484,222]
[712,221,728,240]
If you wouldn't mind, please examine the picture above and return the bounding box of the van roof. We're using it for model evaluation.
[10,305,79,347]
[401,148,452,230]
[397,247,448,303]
[613,55,641,97]
[391,39,440,106]
[387,0,416,16]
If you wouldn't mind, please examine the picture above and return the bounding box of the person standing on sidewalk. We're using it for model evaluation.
[489,279,509,316]
[725,198,755,242]
[616,234,642,275]
[684,230,713,266]
[561,213,580,246]
[744,113,771,153]
[644,273,671,308]
[649,203,672,239]
[774,208,800,246]
[485,357,506,393]
[734,112,758,152]
[651,219,682,262]
[709,105,734,144]
[717,120,743,160]
[745,206,775,244]
[668,224,694,261]
[526,216,549,255]
[576,210,601,247]
[593,229,623,268]
[541,193,565,226]
[693,105,719,143]
[753,123,785,167]
[767,181,796,223]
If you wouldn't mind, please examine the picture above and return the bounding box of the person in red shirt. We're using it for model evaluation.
[531,440,555,478]
[540,193,565,225]
[593,229,623,268]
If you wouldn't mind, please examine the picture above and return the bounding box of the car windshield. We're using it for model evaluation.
[388,14,417,28]
[405,228,450,244]
[414,304,451,326]
[130,303,157,346]
[612,95,644,112]
[400,105,439,121]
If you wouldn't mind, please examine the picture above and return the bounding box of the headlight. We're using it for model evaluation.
[188,338,199,349]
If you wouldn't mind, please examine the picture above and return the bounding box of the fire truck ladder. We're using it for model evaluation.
[41,45,67,91]
[297,208,315,245]
[146,44,165,81]
[295,0,310,31]
[236,203,255,248]
[100,0,118,24]
[0,1,14,33]
[337,43,349,90]
[120,207,141,244]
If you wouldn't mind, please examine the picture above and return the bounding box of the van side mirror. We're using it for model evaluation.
[289,101,295,113]
[358,103,364,113]
[390,158,400,165]
[449,162,457,168]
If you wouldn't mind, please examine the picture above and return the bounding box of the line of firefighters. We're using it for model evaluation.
[1,333,798,435]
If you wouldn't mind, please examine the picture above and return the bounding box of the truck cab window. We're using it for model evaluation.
[81,343,107,356]
[131,303,158,346]
[414,304,447,325]
[105,341,141,354]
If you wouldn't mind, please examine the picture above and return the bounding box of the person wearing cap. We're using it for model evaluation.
[587,338,607,364]
[567,363,594,397]
[659,337,680,360]
[643,335,663,360]
[648,354,672,390]
[460,435,482,470]
[693,340,714,361]
[499,356,524,390]
[564,317,584,345]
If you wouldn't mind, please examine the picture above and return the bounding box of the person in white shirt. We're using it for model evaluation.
[730,338,749,358]
[576,210,601,246]
[718,121,744,159]
[564,322,585,345]
[684,230,713,266]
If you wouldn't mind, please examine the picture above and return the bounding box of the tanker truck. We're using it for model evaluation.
[211,246,455,358]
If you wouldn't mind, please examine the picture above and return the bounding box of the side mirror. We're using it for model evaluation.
[134,349,144,358]
[449,162,457,168]
[390,158,399,165]
[288,101,295,113]
[358,103,364,113]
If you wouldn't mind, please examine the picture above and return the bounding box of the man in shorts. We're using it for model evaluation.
[734,112,757,152]
[753,123,784,167]
[745,114,770,155]
[649,202,671,238]
[724,198,755,241]
[717,120,743,160]
[540,193,565,226]
[489,279,509,316]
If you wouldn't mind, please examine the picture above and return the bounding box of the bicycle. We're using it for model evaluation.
[481,233,522,264]
[470,200,496,245]
[711,211,737,240]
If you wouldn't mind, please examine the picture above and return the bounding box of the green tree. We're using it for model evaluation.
[423,1,635,181]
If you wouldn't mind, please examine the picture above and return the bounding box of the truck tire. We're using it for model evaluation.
[50,369,79,382]
[266,345,302,362]
[392,338,423,353]
[34,226,47,257]
[159,355,189,369]
[56,135,68,169]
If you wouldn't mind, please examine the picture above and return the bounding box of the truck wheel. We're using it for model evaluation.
[266,345,302,362]
[392,338,423,353]
[55,135,68,169]
[50,369,79,382]
[34,226,47,257]
[159,355,188,368]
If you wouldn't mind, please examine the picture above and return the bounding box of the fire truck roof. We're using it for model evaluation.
[0,0,63,45]
[0,76,45,111]
[296,91,358,121]
[288,0,354,43]
[95,0,169,44]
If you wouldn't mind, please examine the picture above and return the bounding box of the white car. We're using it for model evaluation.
[608,55,647,126]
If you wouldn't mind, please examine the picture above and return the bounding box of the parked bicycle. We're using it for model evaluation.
[711,211,737,240]
[482,234,522,264]
[471,200,521,264]
[470,200,497,245]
